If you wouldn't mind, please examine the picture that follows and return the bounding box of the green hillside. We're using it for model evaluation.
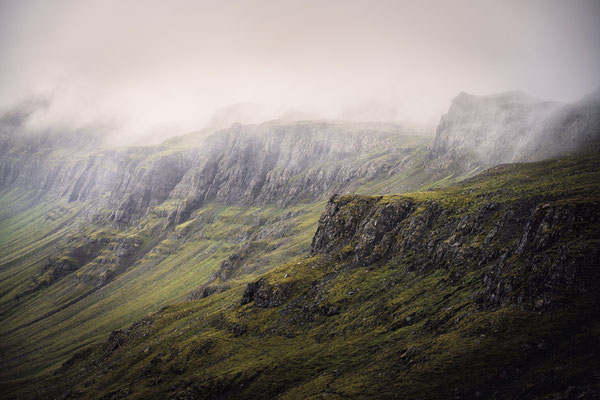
[1,127,450,386]
[7,154,598,399]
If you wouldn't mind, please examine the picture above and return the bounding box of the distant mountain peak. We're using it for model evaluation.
[429,89,600,169]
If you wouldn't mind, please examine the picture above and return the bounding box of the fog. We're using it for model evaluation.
[1,0,599,145]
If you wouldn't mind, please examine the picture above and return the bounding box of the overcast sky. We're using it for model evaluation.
[1,0,599,143]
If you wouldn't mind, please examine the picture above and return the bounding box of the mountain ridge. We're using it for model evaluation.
[1,90,599,398]
[429,89,600,169]
[9,153,599,400]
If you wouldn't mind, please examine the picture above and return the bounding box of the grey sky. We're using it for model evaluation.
[1,0,599,143]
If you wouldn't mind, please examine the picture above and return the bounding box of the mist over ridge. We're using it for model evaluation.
[1,0,600,145]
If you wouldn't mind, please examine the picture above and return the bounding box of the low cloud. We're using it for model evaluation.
[1,0,599,145]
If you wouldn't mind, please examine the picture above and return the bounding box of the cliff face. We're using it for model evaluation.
[313,153,600,311]
[168,121,421,223]
[0,145,197,223]
[0,120,427,225]
[312,189,599,310]
[429,90,600,169]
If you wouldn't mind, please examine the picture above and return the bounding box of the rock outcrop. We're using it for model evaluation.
[312,184,600,310]
[429,90,600,169]
[240,277,289,307]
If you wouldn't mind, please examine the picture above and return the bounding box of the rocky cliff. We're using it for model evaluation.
[0,118,427,225]
[168,121,423,224]
[312,186,599,310]
[429,90,600,169]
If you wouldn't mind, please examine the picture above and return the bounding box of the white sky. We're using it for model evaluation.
[1,0,599,143]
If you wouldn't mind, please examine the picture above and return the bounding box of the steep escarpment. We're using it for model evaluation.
[429,90,600,169]
[312,189,599,310]
[0,119,428,226]
[167,121,425,223]
[0,141,197,223]
[4,89,599,228]
[17,155,599,400]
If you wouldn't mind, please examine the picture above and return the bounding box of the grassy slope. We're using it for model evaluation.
[10,154,598,399]
[0,190,85,303]
[0,131,442,386]
[0,200,324,382]
[0,129,446,381]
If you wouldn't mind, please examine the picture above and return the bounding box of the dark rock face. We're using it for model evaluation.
[18,233,142,299]
[311,194,414,265]
[41,257,80,282]
[312,194,600,310]
[228,323,247,337]
[312,195,381,255]
[429,90,600,169]
[241,278,288,307]
[107,329,128,352]
[211,249,254,282]
[480,202,600,308]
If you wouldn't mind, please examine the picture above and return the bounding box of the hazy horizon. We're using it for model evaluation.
[1,0,599,145]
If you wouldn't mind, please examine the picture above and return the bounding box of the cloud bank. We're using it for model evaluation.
[1,0,599,144]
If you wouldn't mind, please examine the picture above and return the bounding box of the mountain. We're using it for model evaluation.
[12,154,600,400]
[429,90,600,169]
[0,119,436,386]
[1,90,599,399]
